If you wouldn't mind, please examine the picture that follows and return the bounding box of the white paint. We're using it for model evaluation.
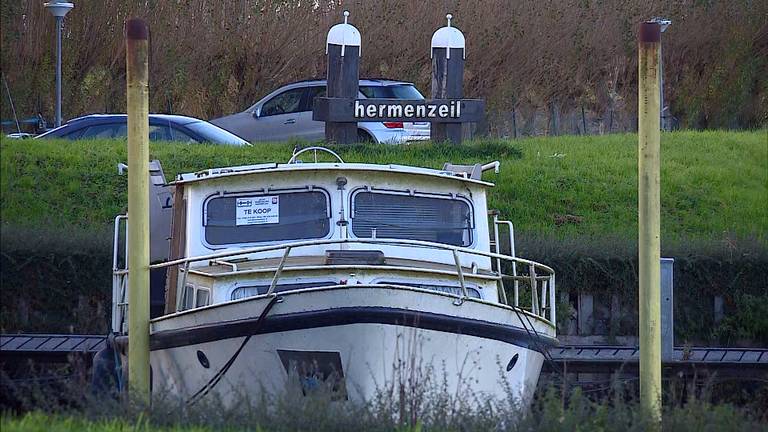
[431,13,466,59]
[149,286,552,407]
[326,10,361,57]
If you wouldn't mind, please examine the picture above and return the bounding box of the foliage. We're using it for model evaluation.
[1,131,766,240]
[1,384,765,432]
[1,131,766,343]
[1,1,766,132]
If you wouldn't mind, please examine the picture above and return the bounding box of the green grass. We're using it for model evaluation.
[1,130,766,240]
[1,391,765,432]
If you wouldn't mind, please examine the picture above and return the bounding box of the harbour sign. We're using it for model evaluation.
[314,97,484,123]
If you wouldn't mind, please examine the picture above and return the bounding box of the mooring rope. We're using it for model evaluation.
[185,294,281,406]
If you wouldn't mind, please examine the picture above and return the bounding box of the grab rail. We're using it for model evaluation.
[288,146,345,164]
[112,215,129,333]
[144,237,556,326]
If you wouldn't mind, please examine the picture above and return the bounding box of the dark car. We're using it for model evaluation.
[36,114,250,146]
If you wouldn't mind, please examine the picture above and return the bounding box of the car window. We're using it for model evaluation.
[79,123,122,139]
[303,86,326,111]
[114,124,128,137]
[185,122,249,146]
[148,125,171,141]
[62,128,85,139]
[261,88,304,116]
[360,85,424,100]
[169,127,198,143]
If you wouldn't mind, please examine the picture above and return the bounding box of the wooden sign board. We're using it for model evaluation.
[313,97,485,123]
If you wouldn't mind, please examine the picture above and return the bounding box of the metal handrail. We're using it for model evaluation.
[112,215,129,333]
[150,237,554,274]
[141,237,555,325]
[288,146,345,164]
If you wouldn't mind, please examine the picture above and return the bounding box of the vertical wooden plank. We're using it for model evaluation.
[431,47,464,144]
[326,44,359,144]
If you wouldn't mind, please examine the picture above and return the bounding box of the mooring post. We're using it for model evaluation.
[431,14,465,144]
[125,17,151,403]
[661,258,674,362]
[638,21,662,424]
[325,11,360,145]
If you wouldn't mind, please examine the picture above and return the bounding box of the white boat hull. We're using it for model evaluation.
[148,286,556,407]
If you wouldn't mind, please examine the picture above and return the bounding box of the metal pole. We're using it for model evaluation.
[638,21,662,425]
[55,16,62,127]
[125,18,150,403]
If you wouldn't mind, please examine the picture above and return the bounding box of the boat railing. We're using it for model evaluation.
[112,218,555,332]
[166,238,552,321]
[112,215,129,333]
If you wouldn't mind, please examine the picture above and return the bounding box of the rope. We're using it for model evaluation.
[185,294,281,406]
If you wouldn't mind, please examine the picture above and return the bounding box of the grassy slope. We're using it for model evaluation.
[1,399,766,432]
[1,130,766,240]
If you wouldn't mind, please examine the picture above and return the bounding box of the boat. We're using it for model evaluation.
[108,147,558,407]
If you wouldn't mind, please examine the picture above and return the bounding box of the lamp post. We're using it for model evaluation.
[44,0,74,128]
[652,18,671,131]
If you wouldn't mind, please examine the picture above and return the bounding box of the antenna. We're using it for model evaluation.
[2,74,21,134]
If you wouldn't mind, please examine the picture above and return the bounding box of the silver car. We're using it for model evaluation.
[211,79,430,144]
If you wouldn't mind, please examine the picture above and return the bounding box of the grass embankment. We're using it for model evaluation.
[1,131,766,342]
[1,130,766,240]
[2,389,766,431]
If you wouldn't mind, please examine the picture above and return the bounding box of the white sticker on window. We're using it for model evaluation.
[235,196,279,226]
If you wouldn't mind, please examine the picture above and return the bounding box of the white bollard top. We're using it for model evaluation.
[431,14,465,59]
[326,11,361,57]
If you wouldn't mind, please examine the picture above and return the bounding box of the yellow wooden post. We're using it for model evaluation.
[638,21,662,424]
[125,18,151,403]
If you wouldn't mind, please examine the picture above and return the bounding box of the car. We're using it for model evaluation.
[210,79,431,144]
[4,132,36,139]
[36,114,250,146]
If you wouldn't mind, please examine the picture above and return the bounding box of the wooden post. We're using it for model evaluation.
[325,11,360,145]
[638,20,662,425]
[431,14,465,144]
[125,18,151,403]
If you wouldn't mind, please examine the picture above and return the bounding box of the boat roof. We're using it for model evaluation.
[173,162,496,187]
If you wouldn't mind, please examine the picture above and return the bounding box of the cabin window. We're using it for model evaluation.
[180,284,211,311]
[231,281,338,300]
[182,285,195,310]
[377,281,482,299]
[195,288,210,308]
[204,190,331,246]
[351,191,473,247]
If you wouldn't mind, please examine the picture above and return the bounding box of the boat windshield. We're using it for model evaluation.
[351,191,473,247]
[204,190,331,246]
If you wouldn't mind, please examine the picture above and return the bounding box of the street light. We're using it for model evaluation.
[44,0,74,128]
[651,17,671,131]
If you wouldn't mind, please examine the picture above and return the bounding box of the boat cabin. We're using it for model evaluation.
[111,149,555,334]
